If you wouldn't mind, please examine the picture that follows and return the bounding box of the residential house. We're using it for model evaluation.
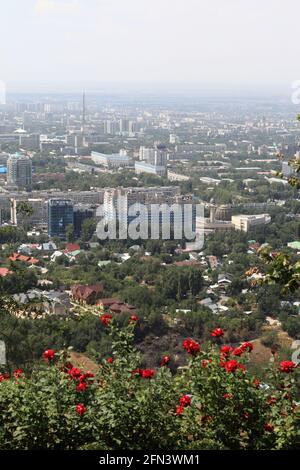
[17,244,39,255]
[109,303,137,315]
[13,289,71,316]
[9,252,39,265]
[50,250,64,262]
[97,298,122,310]
[97,298,138,316]
[64,243,82,261]
[41,242,57,252]
[217,273,233,293]
[199,297,218,313]
[97,260,112,269]
[71,282,105,305]
[64,243,81,254]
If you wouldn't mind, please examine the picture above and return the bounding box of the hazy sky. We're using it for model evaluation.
[0,0,299,92]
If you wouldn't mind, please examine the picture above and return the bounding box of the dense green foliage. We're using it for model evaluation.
[0,320,299,450]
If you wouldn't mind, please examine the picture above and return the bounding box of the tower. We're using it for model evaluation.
[81,92,86,136]
[210,205,217,223]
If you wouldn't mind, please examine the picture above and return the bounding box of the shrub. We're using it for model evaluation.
[261,331,280,350]
[0,319,299,450]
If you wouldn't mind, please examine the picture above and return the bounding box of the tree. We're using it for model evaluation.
[0,226,26,244]
[282,316,300,339]
[80,219,97,242]
[16,201,34,218]
[188,268,203,296]
[66,224,75,243]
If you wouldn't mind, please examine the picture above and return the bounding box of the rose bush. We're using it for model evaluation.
[0,320,299,450]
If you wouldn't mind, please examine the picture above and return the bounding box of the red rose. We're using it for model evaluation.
[264,423,274,432]
[279,361,296,373]
[129,315,138,323]
[160,355,171,366]
[106,357,114,364]
[76,403,87,416]
[141,369,155,379]
[43,349,55,361]
[182,338,200,356]
[76,382,87,392]
[220,345,233,357]
[240,341,254,353]
[267,396,277,405]
[68,367,82,380]
[233,347,243,357]
[211,328,224,338]
[131,368,142,376]
[253,378,260,388]
[100,314,113,326]
[13,369,24,379]
[223,393,233,400]
[0,373,10,382]
[201,359,209,368]
[223,360,239,373]
[176,405,184,416]
[79,372,94,384]
[179,394,191,407]
[82,371,94,379]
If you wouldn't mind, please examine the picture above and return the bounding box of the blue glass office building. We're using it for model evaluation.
[48,199,74,238]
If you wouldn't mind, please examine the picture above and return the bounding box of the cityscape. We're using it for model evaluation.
[0,0,299,459]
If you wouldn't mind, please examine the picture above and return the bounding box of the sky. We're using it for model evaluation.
[0,0,299,93]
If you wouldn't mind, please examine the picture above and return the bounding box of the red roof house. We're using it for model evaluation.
[9,253,39,265]
[0,268,12,277]
[97,298,122,308]
[64,243,81,254]
[71,282,104,305]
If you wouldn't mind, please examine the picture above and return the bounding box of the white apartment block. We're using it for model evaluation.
[231,214,271,232]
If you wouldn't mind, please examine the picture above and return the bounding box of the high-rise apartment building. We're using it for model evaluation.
[104,120,117,135]
[103,186,195,238]
[139,145,167,166]
[11,198,48,229]
[7,153,32,190]
[119,118,130,134]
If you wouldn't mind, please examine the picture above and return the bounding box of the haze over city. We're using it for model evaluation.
[1,0,300,93]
